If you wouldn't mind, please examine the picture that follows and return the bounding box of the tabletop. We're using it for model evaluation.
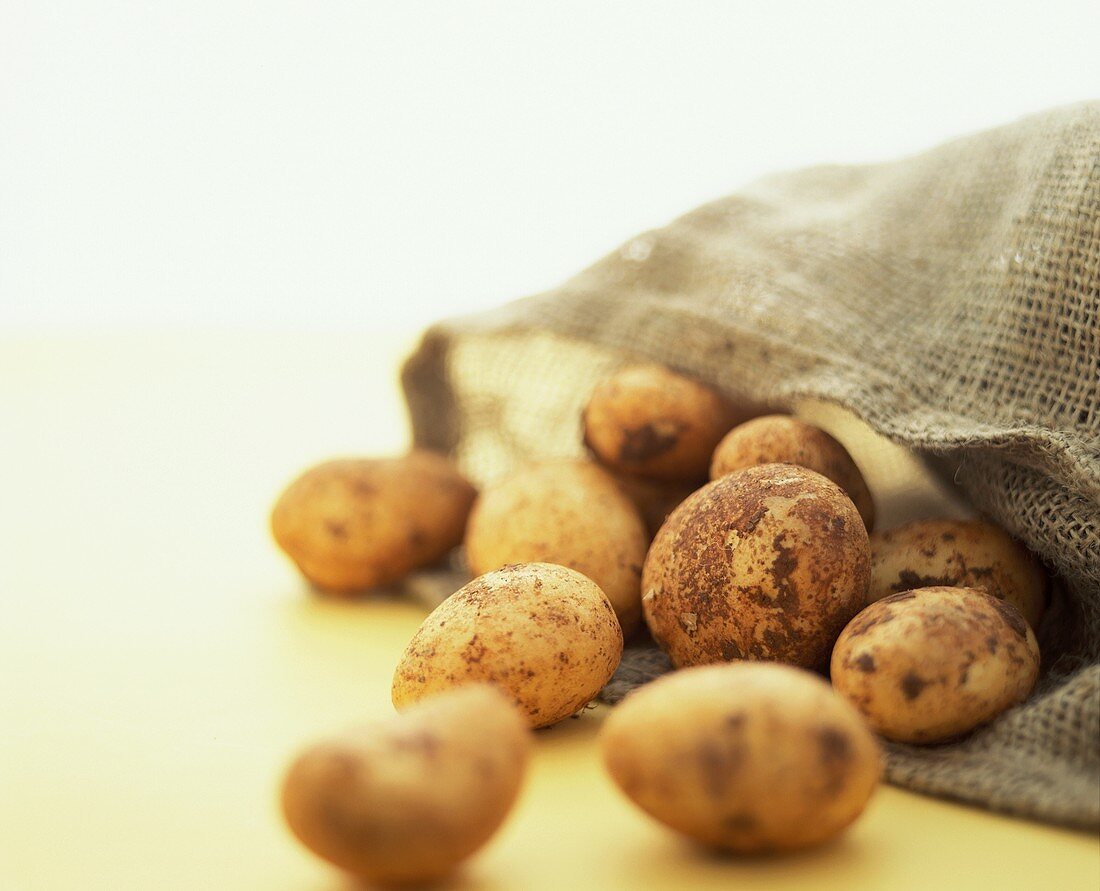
[1,330,1096,890]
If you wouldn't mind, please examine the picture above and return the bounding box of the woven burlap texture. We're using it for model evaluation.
[402,103,1100,828]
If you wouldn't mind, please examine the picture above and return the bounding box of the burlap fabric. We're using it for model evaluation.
[401,103,1100,828]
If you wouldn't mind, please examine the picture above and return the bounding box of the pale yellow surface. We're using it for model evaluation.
[1,331,1096,891]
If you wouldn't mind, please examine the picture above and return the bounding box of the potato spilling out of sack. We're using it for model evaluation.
[271,450,476,593]
[710,414,875,531]
[642,463,870,671]
[281,684,530,884]
[465,460,649,636]
[600,662,881,852]
[831,587,1040,744]
[583,364,746,481]
[392,563,623,728]
[869,518,1047,628]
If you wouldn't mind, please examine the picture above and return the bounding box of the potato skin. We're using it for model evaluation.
[583,364,745,481]
[710,415,875,530]
[831,587,1040,744]
[869,519,1047,628]
[281,684,530,884]
[642,464,870,671]
[600,662,881,852]
[392,563,623,728]
[271,451,476,593]
[465,460,648,636]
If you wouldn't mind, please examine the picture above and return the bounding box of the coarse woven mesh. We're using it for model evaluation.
[401,103,1100,828]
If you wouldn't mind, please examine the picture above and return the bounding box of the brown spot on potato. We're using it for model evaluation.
[721,641,744,660]
[619,422,683,463]
[900,672,928,700]
[854,653,876,673]
[818,727,852,764]
[989,596,1028,639]
[324,519,348,539]
[895,570,948,591]
[697,733,746,801]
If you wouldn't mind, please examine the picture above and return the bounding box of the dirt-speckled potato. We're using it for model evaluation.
[831,587,1040,744]
[643,464,870,671]
[392,563,623,728]
[710,415,875,530]
[601,662,881,852]
[869,519,1047,628]
[608,471,700,540]
[271,451,476,593]
[583,364,746,481]
[465,460,649,636]
[281,684,529,884]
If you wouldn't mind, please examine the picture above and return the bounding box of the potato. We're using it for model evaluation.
[583,364,745,481]
[600,662,881,852]
[831,587,1040,744]
[271,450,476,594]
[643,464,870,671]
[608,471,700,540]
[710,415,875,530]
[392,563,623,728]
[281,684,530,884]
[465,460,648,636]
[869,518,1047,628]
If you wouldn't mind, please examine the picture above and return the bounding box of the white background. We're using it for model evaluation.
[2,1,1098,332]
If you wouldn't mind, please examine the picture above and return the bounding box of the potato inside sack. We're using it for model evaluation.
[582,363,748,481]
[642,463,870,671]
[710,414,876,531]
[281,684,530,884]
[600,662,881,852]
[270,450,476,594]
[465,460,648,636]
[392,563,623,728]
[831,587,1040,744]
[869,518,1047,629]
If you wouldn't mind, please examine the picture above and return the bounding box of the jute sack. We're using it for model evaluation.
[401,102,1100,828]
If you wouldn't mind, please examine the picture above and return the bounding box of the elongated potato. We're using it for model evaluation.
[465,460,648,636]
[868,519,1047,628]
[281,684,530,884]
[392,563,623,728]
[271,451,476,593]
[710,415,875,530]
[601,662,881,852]
[583,364,746,481]
[831,587,1040,744]
[643,464,870,671]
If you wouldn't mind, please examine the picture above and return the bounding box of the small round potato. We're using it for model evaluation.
[608,471,700,540]
[583,364,746,481]
[465,460,649,636]
[643,464,870,671]
[392,563,623,728]
[710,415,875,530]
[869,518,1047,628]
[281,684,530,884]
[271,450,476,593]
[831,587,1040,744]
[601,662,881,852]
